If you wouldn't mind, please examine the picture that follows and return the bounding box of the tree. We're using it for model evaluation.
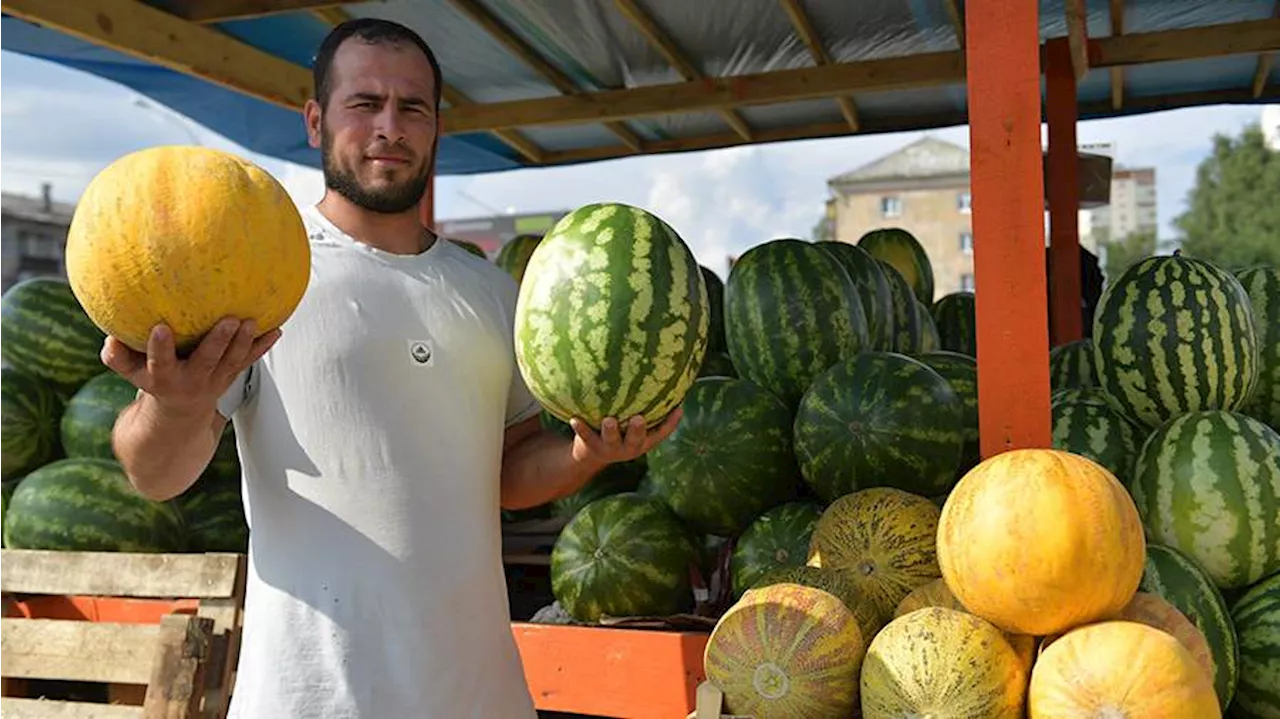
[1174,124,1280,269]
[1102,228,1157,280]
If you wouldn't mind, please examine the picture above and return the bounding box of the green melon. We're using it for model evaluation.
[913,300,940,354]
[1236,266,1279,431]
[513,203,709,429]
[1092,253,1259,429]
[1131,410,1280,590]
[1140,543,1240,710]
[916,351,980,478]
[550,492,700,622]
[1,277,107,392]
[1230,571,1280,718]
[701,265,728,353]
[724,238,869,409]
[1051,392,1144,486]
[550,458,646,519]
[857,227,935,305]
[930,291,976,357]
[816,241,895,351]
[648,377,799,536]
[60,371,138,460]
[730,501,823,598]
[176,468,247,553]
[1048,338,1098,392]
[3,457,185,552]
[1,367,65,481]
[877,260,921,354]
[793,352,964,501]
[494,233,541,284]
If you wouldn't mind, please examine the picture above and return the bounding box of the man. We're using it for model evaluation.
[104,18,679,718]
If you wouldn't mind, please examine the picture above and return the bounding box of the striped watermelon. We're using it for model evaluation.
[513,203,709,429]
[1236,266,1279,431]
[914,300,940,354]
[176,468,248,553]
[60,372,138,460]
[3,457,184,552]
[550,492,700,622]
[858,227,935,305]
[794,352,964,501]
[1140,543,1240,710]
[1049,338,1097,392]
[208,423,241,482]
[549,458,645,518]
[877,260,921,353]
[1051,390,1144,486]
[1,367,65,481]
[648,377,799,536]
[1230,571,1280,718]
[1092,253,1259,429]
[1131,410,1280,590]
[494,233,541,284]
[701,265,728,353]
[729,501,823,598]
[724,238,869,409]
[916,352,980,478]
[1,277,107,392]
[816,241,895,351]
[930,292,976,357]
[1,480,15,546]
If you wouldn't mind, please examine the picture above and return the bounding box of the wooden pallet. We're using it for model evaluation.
[1,549,247,719]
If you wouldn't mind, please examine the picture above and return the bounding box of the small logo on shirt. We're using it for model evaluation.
[408,339,434,366]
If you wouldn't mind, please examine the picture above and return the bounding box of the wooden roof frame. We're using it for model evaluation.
[3,0,1277,171]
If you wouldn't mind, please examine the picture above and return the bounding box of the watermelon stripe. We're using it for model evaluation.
[1237,267,1279,431]
[1050,396,1143,485]
[1,278,108,390]
[1,368,65,480]
[816,241,894,352]
[1230,572,1279,717]
[1093,254,1258,429]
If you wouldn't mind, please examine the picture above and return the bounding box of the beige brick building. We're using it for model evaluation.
[823,137,978,297]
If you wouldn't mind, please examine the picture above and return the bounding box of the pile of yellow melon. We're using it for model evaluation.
[701,448,1223,718]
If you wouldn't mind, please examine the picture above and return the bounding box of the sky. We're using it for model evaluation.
[2,48,1274,279]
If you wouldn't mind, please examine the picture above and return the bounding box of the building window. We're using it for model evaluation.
[880,196,902,218]
[960,273,975,292]
[959,231,974,254]
[957,191,972,213]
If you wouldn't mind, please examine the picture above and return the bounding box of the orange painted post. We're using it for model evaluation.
[1046,39,1084,346]
[965,0,1053,455]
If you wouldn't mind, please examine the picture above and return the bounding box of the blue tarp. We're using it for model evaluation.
[3,0,1276,176]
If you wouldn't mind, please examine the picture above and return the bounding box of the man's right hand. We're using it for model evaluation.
[102,317,281,414]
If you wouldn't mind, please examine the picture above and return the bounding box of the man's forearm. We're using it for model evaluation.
[113,394,224,501]
[499,431,607,511]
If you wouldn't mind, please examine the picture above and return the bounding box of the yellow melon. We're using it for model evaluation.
[806,487,941,622]
[894,577,1039,673]
[936,448,1146,636]
[861,606,1028,717]
[704,582,866,718]
[65,146,311,353]
[1029,620,1221,718]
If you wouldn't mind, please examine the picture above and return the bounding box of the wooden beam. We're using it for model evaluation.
[442,50,961,134]
[1,0,312,111]
[776,0,859,130]
[1047,39,1084,345]
[1255,54,1276,98]
[161,0,356,23]
[445,0,643,152]
[1092,18,1280,68]
[1110,0,1125,109]
[611,0,752,140]
[942,0,966,49]
[1065,0,1090,80]
[306,5,545,165]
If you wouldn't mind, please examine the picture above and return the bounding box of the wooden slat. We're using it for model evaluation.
[612,0,753,140]
[163,0,354,22]
[0,549,241,598]
[1110,0,1125,109]
[1092,18,1280,68]
[446,0,643,152]
[776,0,859,130]
[142,615,214,718]
[1065,0,1090,80]
[0,0,312,112]
[0,697,144,719]
[1,618,160,684]
[1255,53,1276,97]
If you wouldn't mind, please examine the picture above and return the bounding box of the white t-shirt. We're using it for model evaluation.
[217,205,541,718]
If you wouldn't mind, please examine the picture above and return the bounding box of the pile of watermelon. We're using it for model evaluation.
[498,204,1277,718]
[0,277,246,554]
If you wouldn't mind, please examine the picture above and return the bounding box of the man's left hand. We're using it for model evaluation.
[568,408,683,469]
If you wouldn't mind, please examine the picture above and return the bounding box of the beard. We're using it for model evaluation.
[320,124,431,214]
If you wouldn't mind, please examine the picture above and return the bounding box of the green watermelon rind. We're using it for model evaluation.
[1050,396,1144,486]
[1,367,66,481]
[877,259,922,355]
[700,265,728,354]
[856,227,935,306]
[60,371,139,460]
[1235,267,1279,432]
[815,241,895,352]
[915,351,980,479]
[0,277,108,391]
[930,291,976,357]
[728,501,823,599]
[1229,571,1280,718]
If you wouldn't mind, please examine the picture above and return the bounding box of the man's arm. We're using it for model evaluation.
[498,411,683,511]
[113,396,228,501]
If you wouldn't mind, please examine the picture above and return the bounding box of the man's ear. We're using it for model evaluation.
[304,98,322,149]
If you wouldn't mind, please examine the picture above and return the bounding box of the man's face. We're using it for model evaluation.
[308,38,438,214]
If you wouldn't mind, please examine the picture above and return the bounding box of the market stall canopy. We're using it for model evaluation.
[2,0,1277,176]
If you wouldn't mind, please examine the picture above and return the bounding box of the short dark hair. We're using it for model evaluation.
[312,18,443,110]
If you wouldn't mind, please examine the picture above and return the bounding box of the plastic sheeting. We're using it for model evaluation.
[3,0,1276,175]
